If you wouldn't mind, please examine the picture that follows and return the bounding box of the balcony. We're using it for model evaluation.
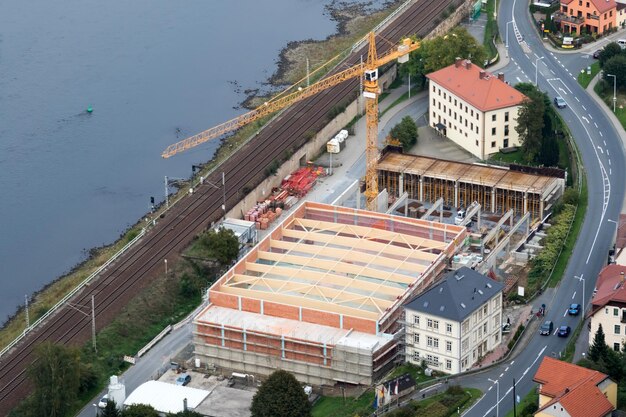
[552,11,585,25]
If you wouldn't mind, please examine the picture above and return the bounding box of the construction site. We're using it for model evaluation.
[193,202,468,385]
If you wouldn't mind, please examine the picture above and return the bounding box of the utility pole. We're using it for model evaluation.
[164,175,169,208]
[222,172,226,217]
[91,295,97,353]
[306,58,310,87]
[513,378,517,417]
[25,295,30,327]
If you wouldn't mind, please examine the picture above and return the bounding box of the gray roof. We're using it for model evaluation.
[404,267,504,322]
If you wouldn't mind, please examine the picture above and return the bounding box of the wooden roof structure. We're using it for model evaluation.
[210,202,466,322]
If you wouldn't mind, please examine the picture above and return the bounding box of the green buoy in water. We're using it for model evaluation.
[86,106,93,113]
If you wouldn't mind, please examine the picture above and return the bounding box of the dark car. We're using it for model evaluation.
[568,303,581,315]
[175,373,191,386]
[540,320,554,335]
[554,96,567,109]
[593,49,603,59]
[557,325,571,337]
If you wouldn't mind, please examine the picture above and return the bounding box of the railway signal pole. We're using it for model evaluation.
[66,294,97,353]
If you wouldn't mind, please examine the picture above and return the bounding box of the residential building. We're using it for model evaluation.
[404,267,503,375]
[533,357,616,417]
[554,0,617,35]
[589,264,626,351]
[617,3,626,28]
[426,58,527,160]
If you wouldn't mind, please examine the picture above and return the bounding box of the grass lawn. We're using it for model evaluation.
[484,0,499,61]
[577,61,600,88]
[503,388,538,417]
[489,149,524,164]
[385,363,433,385]
[312,391,375,417]
[594,82,626,130]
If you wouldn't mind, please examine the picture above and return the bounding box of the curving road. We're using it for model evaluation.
[459,0,626,415]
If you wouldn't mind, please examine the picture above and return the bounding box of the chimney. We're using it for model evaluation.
[498,72,505,81]
[464,60,471,69]
[455,57,463,67]
[479,70,487,79]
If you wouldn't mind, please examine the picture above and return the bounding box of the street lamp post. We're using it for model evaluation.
[164,259,168,276]
[535,56,545,87]
[488,378,500,417]
[575,274,585,316]
[607,73,617,113]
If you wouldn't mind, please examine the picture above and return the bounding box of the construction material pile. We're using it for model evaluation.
[280,166,325,197]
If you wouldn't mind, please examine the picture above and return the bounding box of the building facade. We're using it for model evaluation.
[554,0,617,34]
[426,59,526,160]
[589,264,626,352]
[404,267,503,375]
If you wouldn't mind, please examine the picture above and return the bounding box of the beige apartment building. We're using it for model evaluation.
[426,58,527,160]
[404,267,503,375]
[589,264,626,351]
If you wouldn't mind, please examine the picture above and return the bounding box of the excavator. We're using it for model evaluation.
[162,32,421,211]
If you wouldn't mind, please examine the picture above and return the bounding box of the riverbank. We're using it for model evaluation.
[0,0,403,352]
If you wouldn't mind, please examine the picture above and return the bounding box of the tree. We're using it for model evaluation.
[538,112,559,167]
[514,88,545,163]
[27,342,82,417]
[122,404,159,417]
[197,227,239,265]
[589,323,609,362]
[102,400,121,417]
[603,54,626,90]
[599,42,623,67]
[250,370,311,417]
[389,116,418,149]
[168,411,203,417]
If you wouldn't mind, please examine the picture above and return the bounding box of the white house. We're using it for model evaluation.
[589,265,626,352]
[404,267,504,374]
[426,58,527,160]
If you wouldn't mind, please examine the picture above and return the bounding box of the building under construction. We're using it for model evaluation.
[193,202,467,386]
[378,151,565,221]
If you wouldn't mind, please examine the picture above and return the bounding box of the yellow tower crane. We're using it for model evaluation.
[162,32,420,211]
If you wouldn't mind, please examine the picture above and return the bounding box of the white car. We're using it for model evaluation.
[97,394,109,409]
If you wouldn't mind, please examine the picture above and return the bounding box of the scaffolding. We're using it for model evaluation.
[377,152,565,221]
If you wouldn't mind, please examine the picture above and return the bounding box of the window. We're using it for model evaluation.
[471,109,474,117]
[606,308,609,314]
[427,336,433,347]
[427,318,433,328]
[484,305,488,315]
[491,141,496,148]
[462,338,469,353]
[413,351,420,361]
[483,322,488,333]
[438,88,441,96]
[476,126,479,134]
[446,323,452,333]
[614,308,619,316]
[503,138,509,147]
[433,338,439,349]
[615,325,621,335]
[433,85,436,92]
[504,125,509,136]
[454,112,457,121]
[446,359,452,370]
[454,99,457,106]
[462,320,470,334]
[492,114,496,122]
[465,105,468,112]
[426,354,439,366]
[475,140,479,146]
[465,119,468,127]
[438,102,441,110]
[414,315,420,325]
[470,122,473,130]
[433,320,439,330]
[444,92,447,99]
[414,333,420,344]
[494,333,499,342]
[432,98,435,106]
[446,341,452,352]
[504,111,509,122]
[462,356,468,369]
[491,127,496,135]
[443,105,446,113]
[614,343,621,352]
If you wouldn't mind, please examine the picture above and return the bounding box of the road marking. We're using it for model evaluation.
[610,168,612,175]
[488,386,493,391]
[600,131,603,137]
[554,328,559,335]
[604,140,607,146]
[589,114,593,120]
[559,87,568,96]
[511,361,515,365]
[516,76,522,82]
[523,367,529,376]
[609,159,611,166]
[582,116,590,124]
[582,105,587,110]
[550,69,555,75]
[564,308,568,317]
[595,122,599,128]
[505,367,509,372]
[598,146,604,154]
[499,373,504,378]
[572,291,576,299]
[607,149,610,156]
[575,97,580,102]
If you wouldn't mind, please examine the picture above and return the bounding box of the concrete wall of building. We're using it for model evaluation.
[535,402,572,417]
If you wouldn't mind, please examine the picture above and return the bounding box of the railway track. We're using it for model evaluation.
[0,0,459,413]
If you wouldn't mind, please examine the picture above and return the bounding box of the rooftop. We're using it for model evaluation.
[404,267,503,322]
[209,202,466,323]
[533,357,614,417]
[562,0,616,13]
[590,264,626,314]
[377,152,560,195]
[426,59,527,112]
[124,381,210,414]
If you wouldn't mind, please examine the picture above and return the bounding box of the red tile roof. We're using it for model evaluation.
[561,0,616,14]
[590,264,626,314]
[533,357,614,417]
[426,59,527,112]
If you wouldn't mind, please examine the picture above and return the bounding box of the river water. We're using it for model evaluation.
[0,0,386,323]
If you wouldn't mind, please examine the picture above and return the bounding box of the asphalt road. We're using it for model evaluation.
[458,0,626,416]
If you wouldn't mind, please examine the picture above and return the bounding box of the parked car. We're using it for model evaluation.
[98,394,109,409]
[568,303,581,315]
[554,96,567,109]
[175,373,191,386]
[540,320,554,335]
[593,49,603,59]
[557,325,571,337]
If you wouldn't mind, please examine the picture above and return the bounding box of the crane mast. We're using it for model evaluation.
[162,32,420,212]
